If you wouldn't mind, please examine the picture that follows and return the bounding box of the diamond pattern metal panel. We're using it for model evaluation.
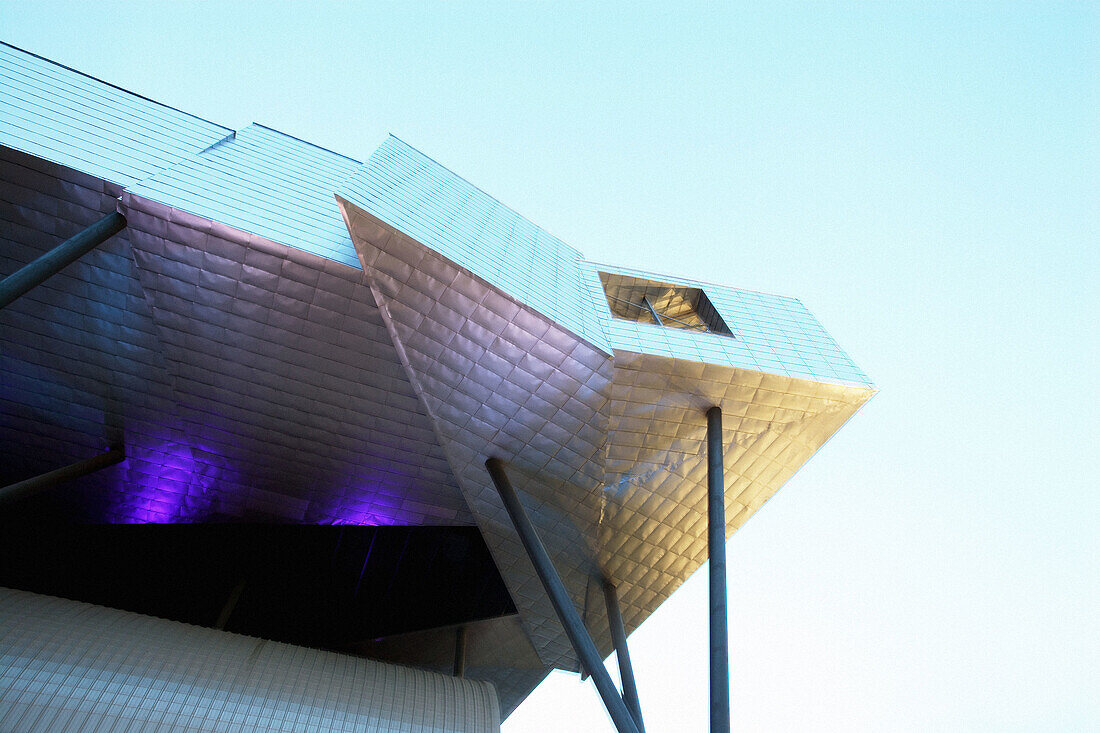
[340,197,614,670]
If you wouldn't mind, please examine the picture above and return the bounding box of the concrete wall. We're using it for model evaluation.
[0,588,500,732]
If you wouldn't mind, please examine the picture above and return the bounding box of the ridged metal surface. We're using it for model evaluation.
[340,197,614,669]
[1,148,469,525]
[0,42,232,188]
[584,260,873,386]
[1,41,877,716]
[338,137,612,352]
[128,124,362,268]
[0,588,501,732]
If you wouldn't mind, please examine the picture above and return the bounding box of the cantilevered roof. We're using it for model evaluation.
[0,40,875,717]
[587,261,873,385]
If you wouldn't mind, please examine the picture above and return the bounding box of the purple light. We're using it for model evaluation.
[103,429,214,524]
[92,424,436,525]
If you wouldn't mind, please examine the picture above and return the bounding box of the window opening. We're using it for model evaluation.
[599,272,733,337]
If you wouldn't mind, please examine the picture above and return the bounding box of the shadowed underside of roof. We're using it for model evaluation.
[0,39,876,721]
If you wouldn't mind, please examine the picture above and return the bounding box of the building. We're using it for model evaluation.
[0,41,875,731]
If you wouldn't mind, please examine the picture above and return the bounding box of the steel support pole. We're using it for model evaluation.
[0,211,126,309]
[453,625,467,678]
[485,458,641,733]
[602,578,645,733]
[707,406,730,732]
[0,446,125,505]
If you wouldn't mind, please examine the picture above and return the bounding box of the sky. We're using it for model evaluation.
[4,1,1098,730]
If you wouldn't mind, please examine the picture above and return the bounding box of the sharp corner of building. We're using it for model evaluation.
[0,40,876,733]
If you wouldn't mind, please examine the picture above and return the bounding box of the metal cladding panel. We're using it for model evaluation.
[2,44,880,714]
[117,193,471,524]
[337,136,612,353]
[584,261,874,387]
[352,614,549,718]
[0,42,232,188]
[340,198,615,670]
[600,353,876,634]
[128,124,362,268]
[1,148,471,525]
[339,196,878,678]
[0,588,501,733]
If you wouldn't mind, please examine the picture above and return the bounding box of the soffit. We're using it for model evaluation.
[1,147,470,525]
[599,352,876,633]
[117,193,470,524]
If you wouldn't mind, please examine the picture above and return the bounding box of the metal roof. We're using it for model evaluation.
[0,39,875,719]
[339,136,611,352]
[0,42,232,187]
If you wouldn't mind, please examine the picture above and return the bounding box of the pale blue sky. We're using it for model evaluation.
[4,2,1097,730]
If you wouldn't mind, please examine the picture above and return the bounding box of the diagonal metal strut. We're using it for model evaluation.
[603,578,646,732]
[0,446,126,506]
[0,210,126,309]
[485,457,641,733]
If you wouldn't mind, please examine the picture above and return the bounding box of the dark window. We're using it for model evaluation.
[599,272,733,336]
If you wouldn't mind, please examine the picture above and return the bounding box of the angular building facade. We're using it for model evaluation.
[0,42,874,731]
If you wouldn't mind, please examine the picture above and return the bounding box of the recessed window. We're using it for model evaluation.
[599,272,733,337]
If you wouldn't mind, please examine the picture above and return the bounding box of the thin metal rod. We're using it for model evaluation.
[605,293,710,332]
[453,625,467,678]
[0,211,126,309]
[485,457,640,733]
[707,406,730,733]
[0,446,125,505]
[641,295,663,326]
[602,578,645,732]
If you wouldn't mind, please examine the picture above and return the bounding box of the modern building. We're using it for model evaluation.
[0,41,875,731]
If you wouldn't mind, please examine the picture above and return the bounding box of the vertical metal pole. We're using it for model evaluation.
[453,625,467,678]
[0,211,126,309]
[603,578,645,732]
[707,406,730,732]
[485,458,641,733]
